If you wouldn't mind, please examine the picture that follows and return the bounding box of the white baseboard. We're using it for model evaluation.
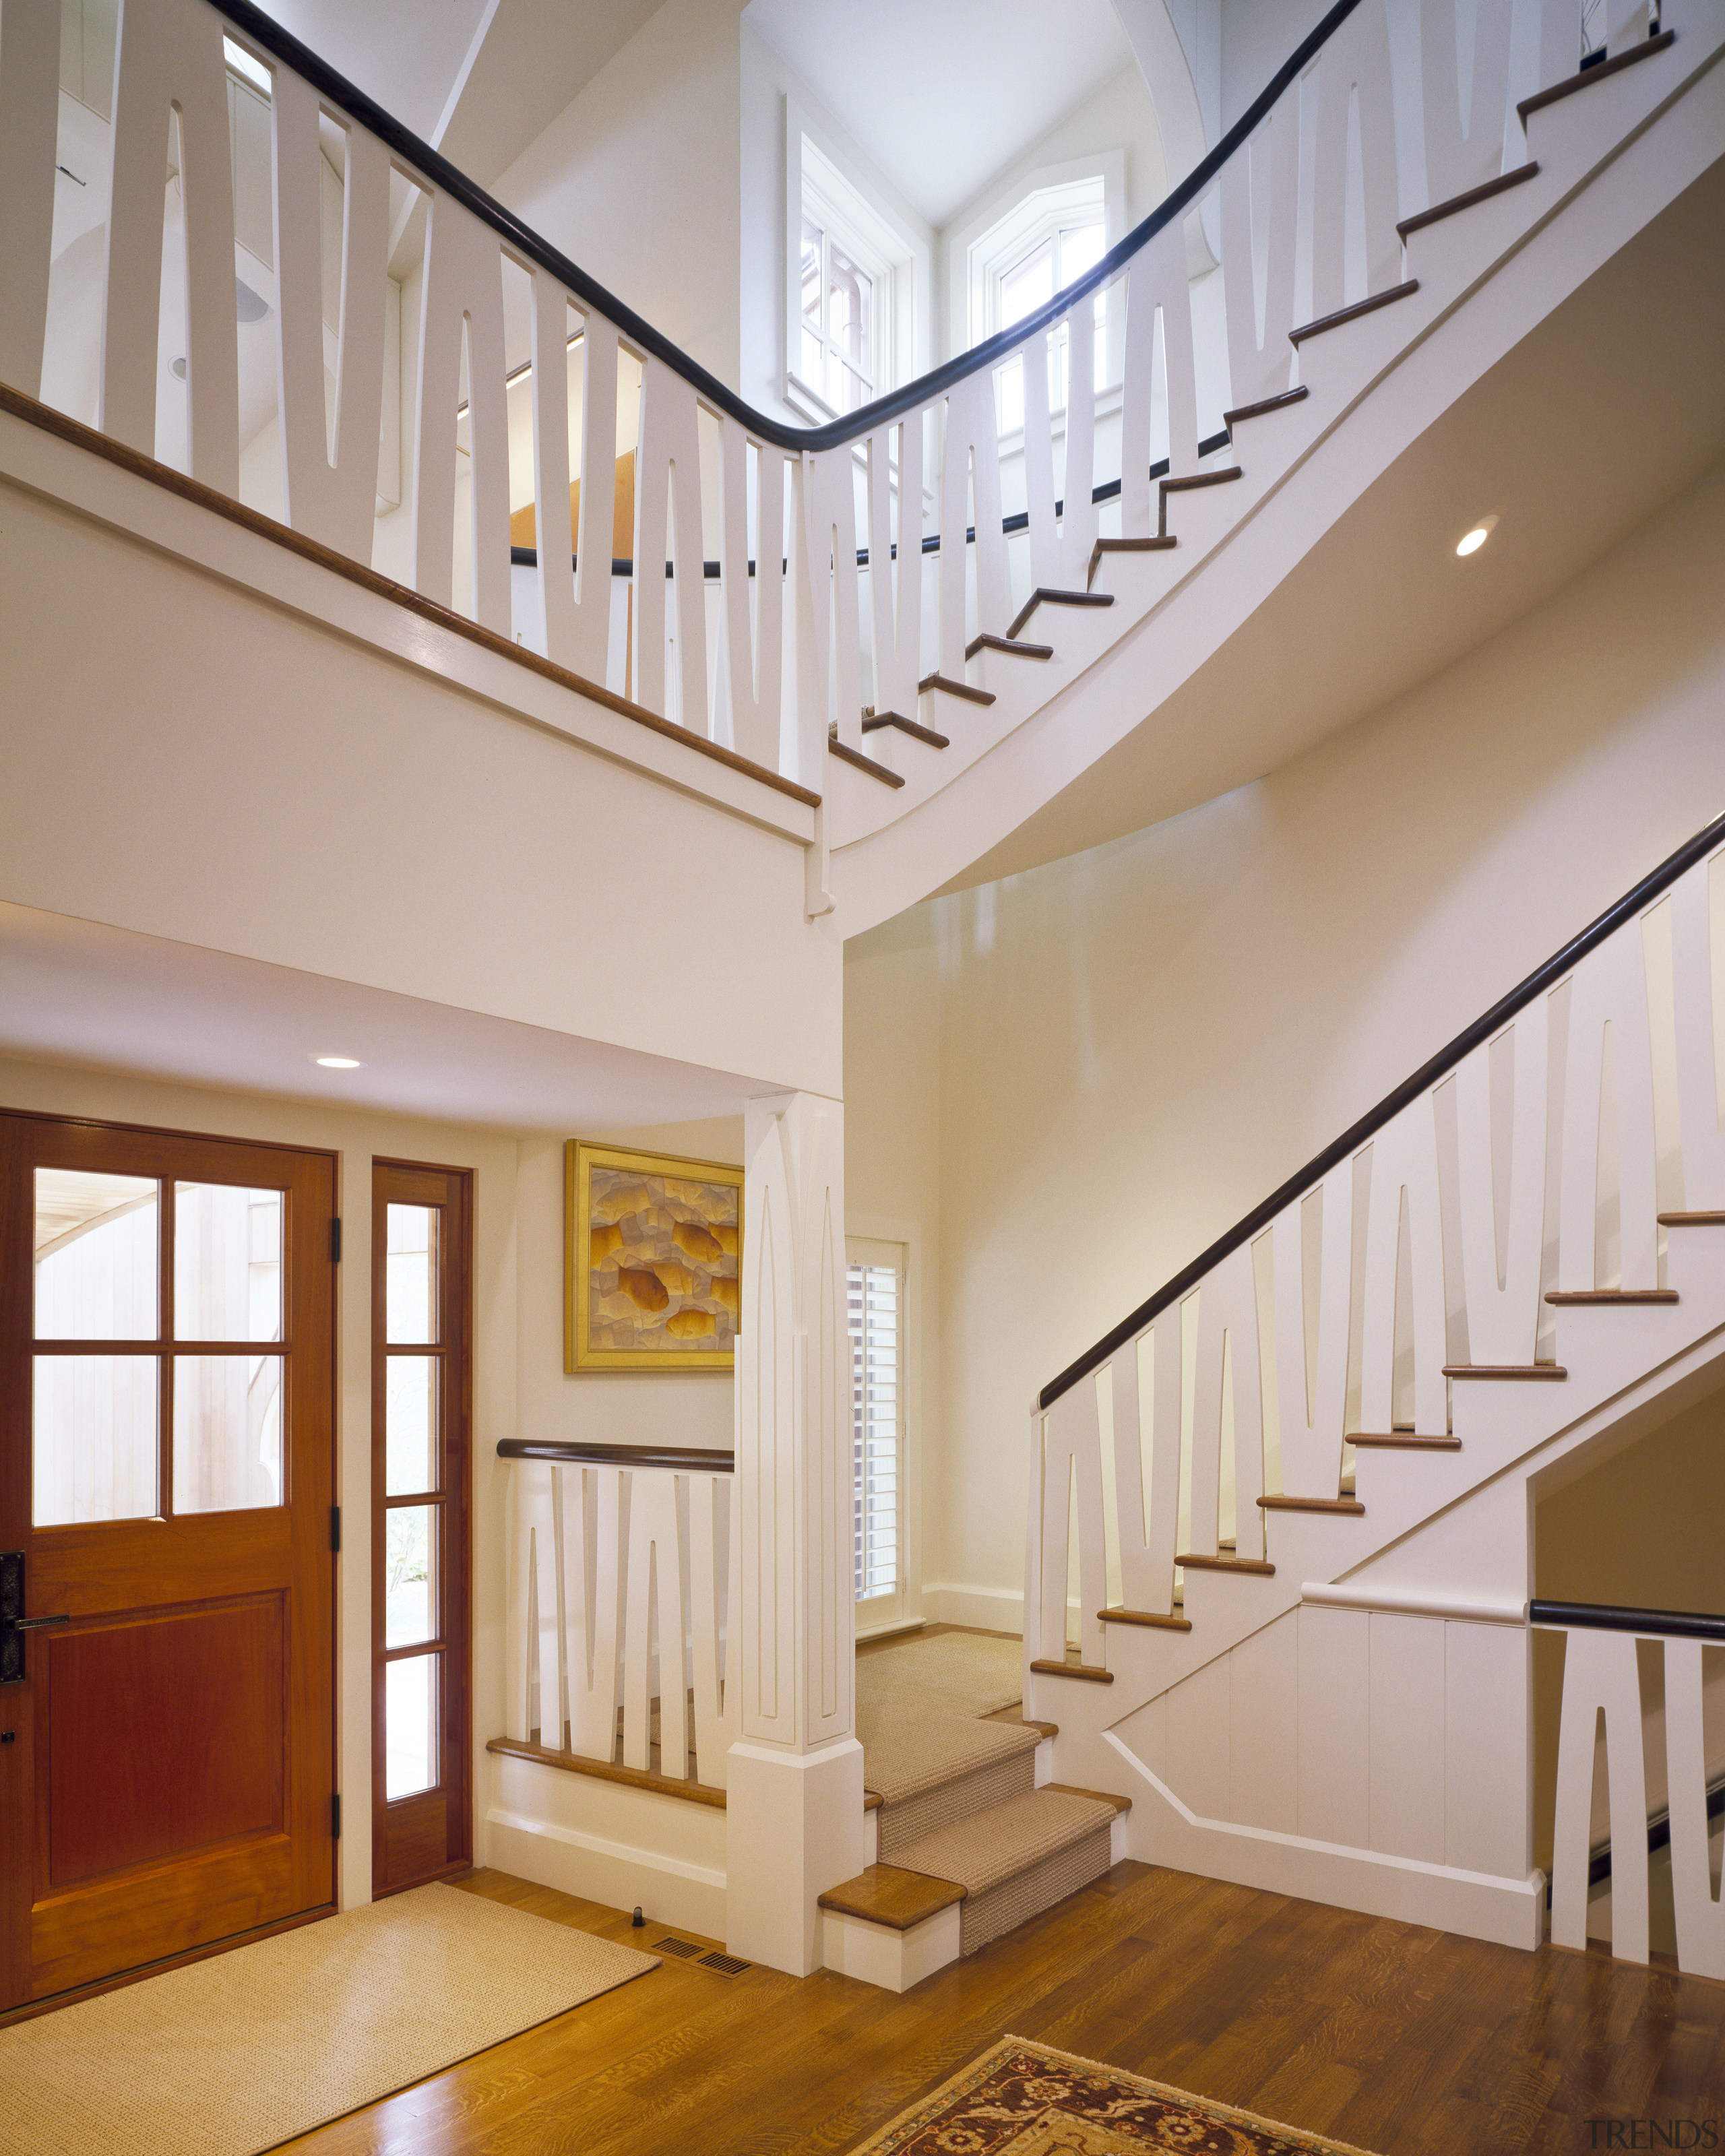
[1102,1731,1545,1950]
[922,1581,1024,1633]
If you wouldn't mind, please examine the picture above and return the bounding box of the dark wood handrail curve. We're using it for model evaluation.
[496,1438,734,1474]
[1529,1599,1725,1642]
[214,0,1365,455]
[1040,810,1725,1409]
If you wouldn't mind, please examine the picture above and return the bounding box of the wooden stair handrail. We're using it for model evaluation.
[1040,809,1725,1410]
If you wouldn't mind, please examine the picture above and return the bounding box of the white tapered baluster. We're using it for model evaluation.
[102,0,238,490]
[1670,856,1725,1211]
[937,367,1008,674]
[410,191,510,631]
[1189,1243,1266,1558]
[1359,1092,1448,1436]
[1022,327,1060,592]
[803,443,863,751]
[1273,1160,1354,1490]
[1107,1342,1150,1611]
[0,0,58,398]
[631,356,709,729]
[272,73,387,559]
[1221,97,1298,412]
[1455,1000,1550,1364]
[1043,1381,1108,1665]
[526,267,576,665]
[563,1465,624,1759]
[1557,930,1660,1292]
[506,1461,563,1746]
[1550,1625,1649,1961]
[570,311,619,686]
[1059,298,1098,586]
[689,1471,730,1787]
[1663,1636,1725,1978]
[719,420,784,770]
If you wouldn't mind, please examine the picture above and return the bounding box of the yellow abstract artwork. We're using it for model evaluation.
[565,1141,743,1372]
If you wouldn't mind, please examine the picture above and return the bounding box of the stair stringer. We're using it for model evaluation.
[829,13,1725,934]
[1028,1228,1725,1949]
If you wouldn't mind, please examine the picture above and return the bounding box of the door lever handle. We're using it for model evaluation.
[9,1614,69,1630]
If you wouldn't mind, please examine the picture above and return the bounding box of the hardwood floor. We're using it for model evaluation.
[281,1863,1725,2155]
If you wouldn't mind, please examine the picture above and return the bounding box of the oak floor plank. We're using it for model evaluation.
[274,1862,1725,2156]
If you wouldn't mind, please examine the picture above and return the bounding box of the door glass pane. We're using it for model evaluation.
[34,1169,158,1339]
[385,1356,439,1496]
[174,1184,282,1341]
[172,1354,283,1513]
[800,218,823,323]
[386,1205,438,1344]
[386,1504,437,1645]
[33,1354,158,1524]
[386,1653,438,1798]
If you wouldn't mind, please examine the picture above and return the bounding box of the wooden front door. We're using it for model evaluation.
[0,1112,336,2010]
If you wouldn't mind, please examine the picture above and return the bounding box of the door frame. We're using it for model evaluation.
[0,1106,338,2010]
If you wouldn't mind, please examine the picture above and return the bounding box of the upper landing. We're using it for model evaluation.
[1,0,1722,997]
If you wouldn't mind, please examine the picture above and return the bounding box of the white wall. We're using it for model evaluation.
[486,0,746,389]
[844,457,1725,1626]
[1219,0,1330,129]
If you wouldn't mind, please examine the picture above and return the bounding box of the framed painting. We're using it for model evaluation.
[565,1141,743,1372]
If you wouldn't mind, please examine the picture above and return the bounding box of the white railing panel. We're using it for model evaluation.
[1455,999,1550,1364]
[103,0,239,491]
[1358,1092,1448,1435]
[505,1459,564,1746]
[719,420,785,769]
[524,265,577,665]
[1422,0,1516,204]
[1550,1624,1650,1959]
[568,311,621,685]
[0,0,58,399]
[1273,1162,1355,1494]
[411,191,511,632]
[801,438,865,751]
[272,75,388,561]
[561,1463,624,1760]
[632,356,710,733]
[1220,93,1299,415]
[1663,1636,1725,1978]
[1189,1243,1267,1560]
[1036,1384,1108,1666]
[1311,0,1403,319]
[1558,928,1660,1292]
[623,1466,687,1775]
[938,368,1009,676]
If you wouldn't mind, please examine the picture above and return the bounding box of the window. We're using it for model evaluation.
[786,118,923,425]
[372,1159,472,1895]
[958,164,1122,435]
[848,1240,904,1626]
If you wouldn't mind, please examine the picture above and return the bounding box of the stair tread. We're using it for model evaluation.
[887,1787,1119,1900]
[1028,1657,1114,1682]
[1004,588,1115,641]
[1259,1494,1365,1514]
[1177,1552,1276,1575]
[819,1864,967,1930]
[966,631,1053,660]
[1545,1288,1677,1304]
[861,709,949,749]
[1660,1211,1725,1225]
[918,670,995,705]
[1097,1607,1191,1631]
[1444,1362,1567,1378]
[855,1705,1040,1809]
[1349,1432,1462,1449]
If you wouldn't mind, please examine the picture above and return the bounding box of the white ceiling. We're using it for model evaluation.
[253,0,493,145]
[743,0,1136,227]
[0,906,762,1135]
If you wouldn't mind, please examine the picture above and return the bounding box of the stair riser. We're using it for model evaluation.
[958,1820,1113,1953]
[877,1745,1036,1860]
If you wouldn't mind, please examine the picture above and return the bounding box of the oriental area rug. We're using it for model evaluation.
[848,2036,1383,2156]
[0,1880,659,2156]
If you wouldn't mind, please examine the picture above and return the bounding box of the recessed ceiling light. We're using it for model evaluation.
[1456,515,1499,557]
[314,1055,364,1070]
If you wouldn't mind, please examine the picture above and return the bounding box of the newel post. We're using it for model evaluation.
[726,1090,864,1973]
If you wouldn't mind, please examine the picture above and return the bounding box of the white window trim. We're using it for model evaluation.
[784,97,928,428]
[945,151,1127,375]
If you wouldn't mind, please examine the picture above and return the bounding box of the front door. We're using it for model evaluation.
[0,1112,336,2010]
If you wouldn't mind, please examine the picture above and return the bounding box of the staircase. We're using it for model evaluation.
[1020,815,1725,1961]
[819,1633,1129,1991]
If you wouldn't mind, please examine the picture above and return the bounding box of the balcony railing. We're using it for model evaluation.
[0,0,1686,852]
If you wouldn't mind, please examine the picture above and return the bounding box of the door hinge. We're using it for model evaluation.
[330,1216,342,1263]
[330,1506,341,1554]
[332,1794,342,1841]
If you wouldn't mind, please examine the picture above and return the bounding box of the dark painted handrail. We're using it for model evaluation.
[218,0,1362,455]
[497,1438,734,1473]
[1041,810,1725,1409]
[1530,1599,1725,1642]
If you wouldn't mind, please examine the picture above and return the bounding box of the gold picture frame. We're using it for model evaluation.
[565,1140,743,1373]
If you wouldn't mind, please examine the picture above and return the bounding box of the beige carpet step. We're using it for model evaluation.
[872,1721,1042,1860]
[889,1786,1121,1954]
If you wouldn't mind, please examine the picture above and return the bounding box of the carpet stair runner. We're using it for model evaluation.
[821,1632,1127,1979]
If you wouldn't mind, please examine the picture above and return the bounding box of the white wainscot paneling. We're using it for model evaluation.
[1229,1614,1299,1833]
[1167,1653,1231,1822]
[1110,1688,1168,1786]
[1298,1603,1371,1847]
[1368,1612,1447,1862]
[1444,1620,1530,1878]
